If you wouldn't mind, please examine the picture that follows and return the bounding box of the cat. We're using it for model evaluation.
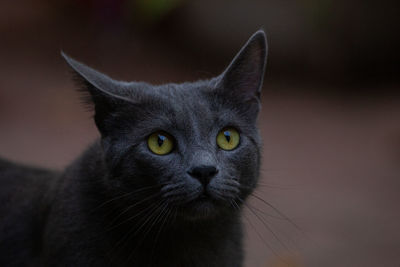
[0,30,267,267]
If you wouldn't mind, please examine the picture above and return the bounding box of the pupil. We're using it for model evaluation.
[224,131,231,142]
[157,135,166,147]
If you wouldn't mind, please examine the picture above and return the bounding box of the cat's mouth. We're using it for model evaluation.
[183,201,217,220]
[162,182,235,220]
[198,190,211,200]
[179,191,225,220]
[192,190,214,204]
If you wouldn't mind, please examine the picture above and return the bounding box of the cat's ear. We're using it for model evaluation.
[62,52,132,135]
[217,30,267,103]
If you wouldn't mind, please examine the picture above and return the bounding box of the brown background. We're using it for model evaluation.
[0,0,399,266]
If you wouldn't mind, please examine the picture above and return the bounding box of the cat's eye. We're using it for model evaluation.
[217,127,240,151]
[147,131,174,155]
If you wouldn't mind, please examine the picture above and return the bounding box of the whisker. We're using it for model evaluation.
[125,202,169,264]
[162,188,189,198]
[161,182,186,193]
[129,201,166,239]
[140,202,169,244]
[151,205,173,257]
[242,201,291,252]
[166,190,199,205]
[229,200,239,211]
[246,202,288,220]
[250,193,304,234]
[241,209,285,263]
[107,193,161,231]
[109,200,163,263]
[91,184,160,213]
[91,191,134,213]
[231,199,241,211]
[256,182,305,190]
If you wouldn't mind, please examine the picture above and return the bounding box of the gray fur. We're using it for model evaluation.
[0,30,267,267]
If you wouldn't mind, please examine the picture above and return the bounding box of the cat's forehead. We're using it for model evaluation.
[133,81,240,133]
[148,81,198,103]
[155,81,219,123]
[122,79,254,139]
[154,80,212,100]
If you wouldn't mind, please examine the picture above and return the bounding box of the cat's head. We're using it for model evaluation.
[63,30,267,221]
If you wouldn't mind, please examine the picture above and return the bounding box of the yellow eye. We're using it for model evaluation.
[217,127,240,151]
[147,131,174,155]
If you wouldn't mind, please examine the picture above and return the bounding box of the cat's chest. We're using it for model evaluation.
[106,227,241,267]
[126,245,235,267]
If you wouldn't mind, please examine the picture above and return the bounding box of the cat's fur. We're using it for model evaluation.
[0,31,267,267]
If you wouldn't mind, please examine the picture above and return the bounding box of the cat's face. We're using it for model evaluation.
[101,81,262,219]
[63,31,267,220]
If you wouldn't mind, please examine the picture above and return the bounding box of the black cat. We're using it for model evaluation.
[0,30,267,267]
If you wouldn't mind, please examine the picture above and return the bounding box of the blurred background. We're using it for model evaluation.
[0,0,399,266]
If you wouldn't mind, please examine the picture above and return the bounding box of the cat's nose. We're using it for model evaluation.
[188,165,218,186]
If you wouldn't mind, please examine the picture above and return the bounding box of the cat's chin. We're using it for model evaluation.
[179,197,224,221]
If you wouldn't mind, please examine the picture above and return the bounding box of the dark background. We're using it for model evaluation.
[0,0,399,266]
